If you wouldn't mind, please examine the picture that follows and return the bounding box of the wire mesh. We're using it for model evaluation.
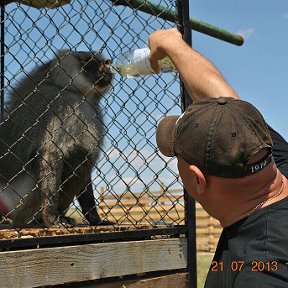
[0,0,185,238]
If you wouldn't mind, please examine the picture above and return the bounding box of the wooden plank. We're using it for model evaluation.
[0,238,187,288]
[196,227,222,235]
[196,218,221,227]
[99,205,184,214]
[197,236,219,244]
[98,210,184,220]
[99,189,184,201]
[91,272,188,288]
[97,214,184,225]
[98,198,184,207]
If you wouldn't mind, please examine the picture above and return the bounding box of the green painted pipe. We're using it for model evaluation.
[112,0,244,46]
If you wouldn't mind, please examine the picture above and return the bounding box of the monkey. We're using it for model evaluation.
[0,50,114,227]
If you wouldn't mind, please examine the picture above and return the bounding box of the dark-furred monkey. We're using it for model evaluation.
[0,50,113,227]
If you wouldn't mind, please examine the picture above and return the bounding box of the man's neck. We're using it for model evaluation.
[199,165,288,227]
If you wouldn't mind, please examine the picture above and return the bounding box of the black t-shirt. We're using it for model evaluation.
[268,125,288,177]
[205,197,288,288]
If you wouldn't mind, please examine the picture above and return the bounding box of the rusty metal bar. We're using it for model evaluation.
[112,0,244,46]
[0,226,187,250]
[0,5,4,122]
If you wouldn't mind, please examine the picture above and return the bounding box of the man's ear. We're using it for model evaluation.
[188,165,206,195]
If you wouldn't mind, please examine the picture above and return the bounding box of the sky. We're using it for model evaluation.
[2,0,287,197]
[190,0,288,141]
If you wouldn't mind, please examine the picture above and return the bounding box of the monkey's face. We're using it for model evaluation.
[76,52,113,92]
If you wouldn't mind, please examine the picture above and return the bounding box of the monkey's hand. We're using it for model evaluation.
[56,215,77,227]
[86,212,114,226]
[94,219,115,226]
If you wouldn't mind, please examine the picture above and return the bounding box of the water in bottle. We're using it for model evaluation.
[112,48,177,78]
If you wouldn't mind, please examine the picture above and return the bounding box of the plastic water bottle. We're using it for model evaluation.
[112,47,177,78]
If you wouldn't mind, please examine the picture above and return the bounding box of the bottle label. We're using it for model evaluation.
[133,48,155,75]
[132,47,176,76]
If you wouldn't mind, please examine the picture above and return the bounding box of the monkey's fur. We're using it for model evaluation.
[0,50,113,227]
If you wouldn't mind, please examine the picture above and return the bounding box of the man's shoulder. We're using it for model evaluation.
[267,125,288,177]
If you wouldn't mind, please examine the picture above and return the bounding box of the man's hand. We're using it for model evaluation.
[148,28,182,73]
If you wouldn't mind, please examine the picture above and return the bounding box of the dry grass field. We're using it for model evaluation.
[197,252,214,288]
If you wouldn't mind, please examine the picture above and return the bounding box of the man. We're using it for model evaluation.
[149,28,288,287]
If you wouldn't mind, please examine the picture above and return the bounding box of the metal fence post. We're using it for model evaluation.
[176,0,197,287]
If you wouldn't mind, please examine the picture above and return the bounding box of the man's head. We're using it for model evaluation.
[156,97,273,179]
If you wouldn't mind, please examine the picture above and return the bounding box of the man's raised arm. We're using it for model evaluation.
[149,28,239,101]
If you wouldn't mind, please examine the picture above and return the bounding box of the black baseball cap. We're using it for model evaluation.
[156,97,273,178]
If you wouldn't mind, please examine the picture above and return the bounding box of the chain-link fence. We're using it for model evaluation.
[0,0,187,240]
[0,2,245,286]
